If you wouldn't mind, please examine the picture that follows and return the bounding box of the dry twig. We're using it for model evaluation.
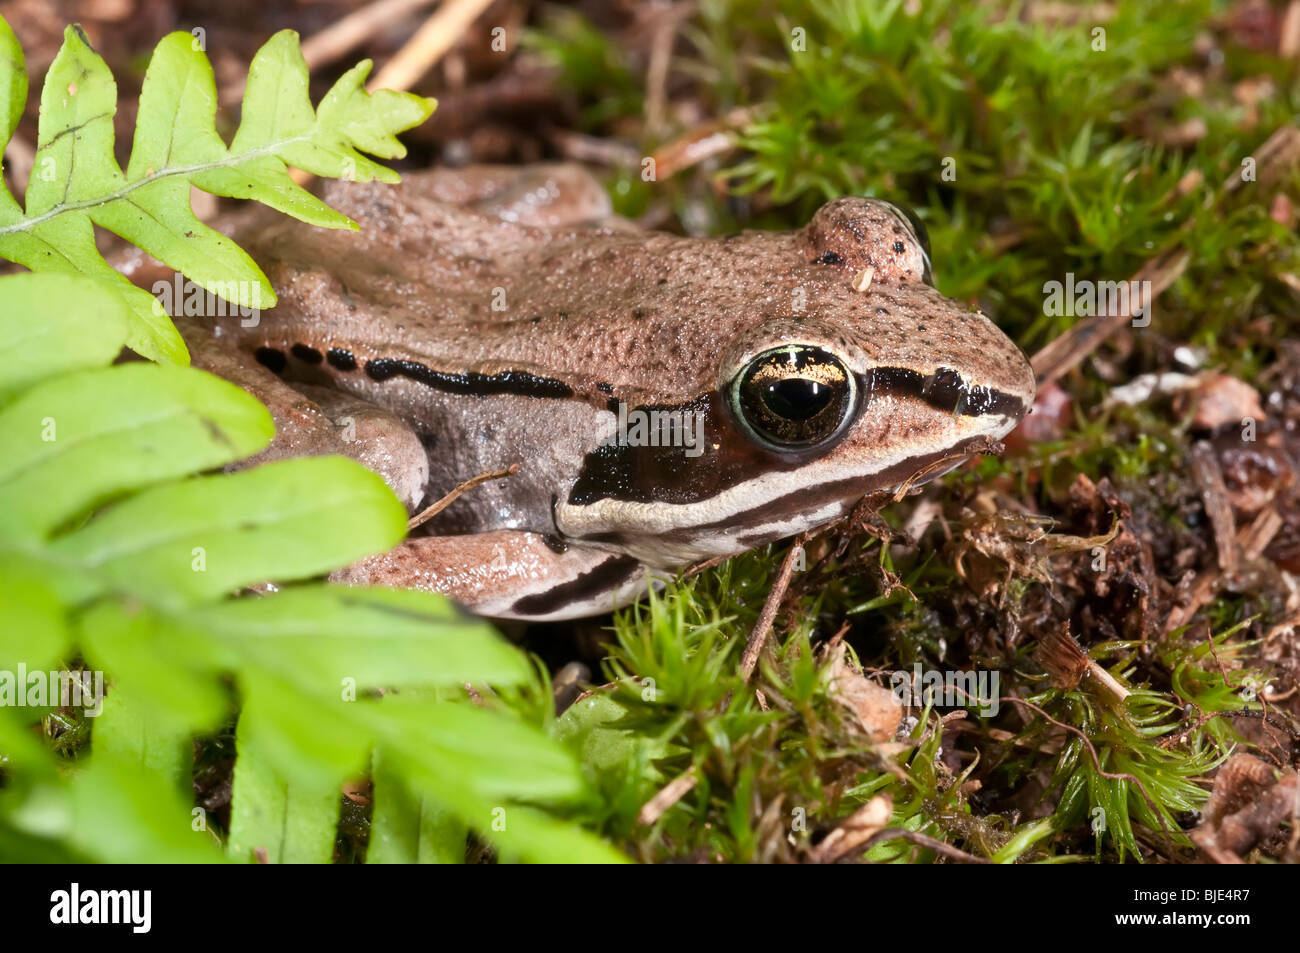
[637,767,698,826]
[407,463,519,531]
[1030,123,1300,386]
[739,534,808,682]
[370,0,498,93]
[221,0,439,103]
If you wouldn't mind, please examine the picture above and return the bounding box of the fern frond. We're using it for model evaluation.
[0,21,434,363]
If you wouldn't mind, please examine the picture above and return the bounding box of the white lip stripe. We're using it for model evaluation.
[557,412,1016,538]
[474,564,660,621]
[605,501,848,569]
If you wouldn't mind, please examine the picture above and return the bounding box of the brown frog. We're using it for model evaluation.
[178,164,1036,620]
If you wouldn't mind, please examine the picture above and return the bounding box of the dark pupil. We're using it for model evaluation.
[765,378,833,421]
[736,347,853,449]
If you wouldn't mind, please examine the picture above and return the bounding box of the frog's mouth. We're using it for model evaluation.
[555,397,1023,569]
[557,431,1011,568]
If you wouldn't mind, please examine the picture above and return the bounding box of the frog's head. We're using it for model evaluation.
[557,197,1035,566]
[723,195,1034,460]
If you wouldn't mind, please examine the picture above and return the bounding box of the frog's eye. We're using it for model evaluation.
[730,345,858,452]
[878,200,933,285]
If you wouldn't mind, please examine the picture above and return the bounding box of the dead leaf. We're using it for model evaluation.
[823,642,902,743]
[1191,753,1299,863]
[809,794,893,863]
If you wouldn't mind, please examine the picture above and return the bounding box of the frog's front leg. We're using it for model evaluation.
[332,531,656,622]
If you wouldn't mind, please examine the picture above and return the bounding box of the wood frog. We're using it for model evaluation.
[179,165,1036,620]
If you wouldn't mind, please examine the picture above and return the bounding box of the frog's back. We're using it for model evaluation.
[224,166,742,407]
[222,166,1005,411]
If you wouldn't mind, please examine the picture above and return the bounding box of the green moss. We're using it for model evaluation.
[535,0,1297,862]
